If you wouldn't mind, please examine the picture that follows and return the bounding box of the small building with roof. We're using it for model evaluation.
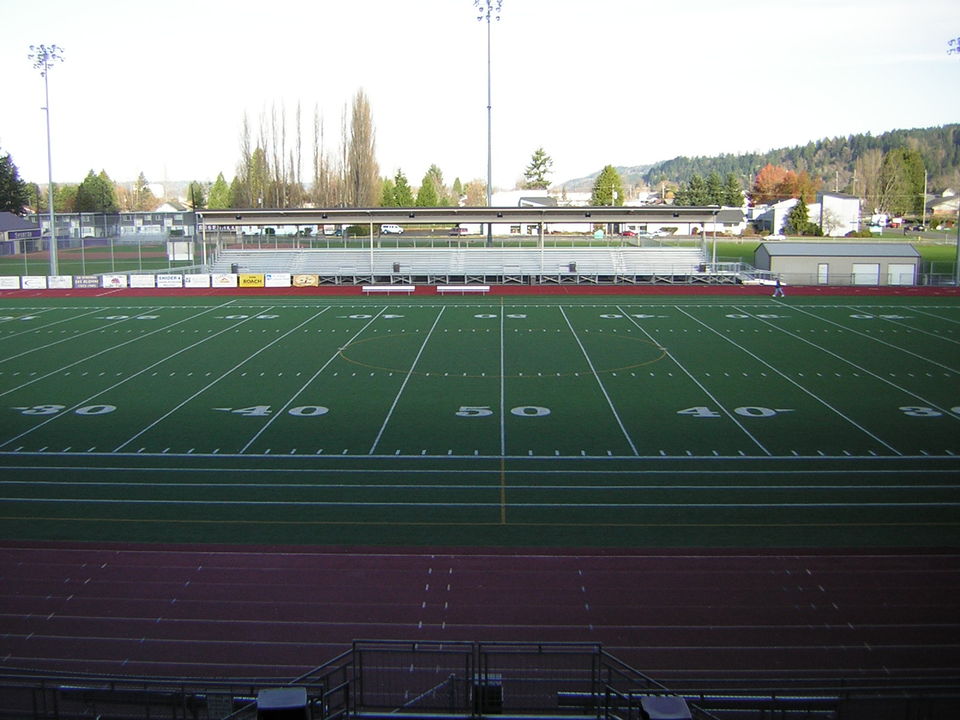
[754,241,920,286]
[0,212,41,255]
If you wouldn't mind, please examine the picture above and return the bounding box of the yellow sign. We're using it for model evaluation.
[238,273,265,288]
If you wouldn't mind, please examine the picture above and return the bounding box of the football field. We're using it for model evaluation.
[0,294,958,548]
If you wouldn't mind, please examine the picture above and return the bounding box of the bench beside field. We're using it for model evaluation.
[361,285,491,295]
[436,285,491,294]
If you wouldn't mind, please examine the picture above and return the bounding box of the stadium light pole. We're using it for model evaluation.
[475,0,501,247]
[29,44,64,276]
[949,36,960,284]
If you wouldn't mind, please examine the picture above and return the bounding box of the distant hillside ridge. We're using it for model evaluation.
[559,165,654,193]
[557,125,960,196]
[640,124,960,194]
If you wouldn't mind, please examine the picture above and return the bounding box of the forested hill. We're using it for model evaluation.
[641,124,960,192]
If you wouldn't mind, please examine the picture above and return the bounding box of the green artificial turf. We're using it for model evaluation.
[0,295,957,547]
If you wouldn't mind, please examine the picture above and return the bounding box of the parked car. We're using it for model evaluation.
[449,226,469,236]
[381,224,404,235]
[620,230,637,237]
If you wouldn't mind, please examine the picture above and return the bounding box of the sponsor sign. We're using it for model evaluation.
[22,276,48,289]
[0,276,21,290]
[239,273,265,288]
[156,274,183,288]
[74,275,100,288]
[212,273,238,287]
[130,274,156,288]
[184,274,211,288]
[9,229,41,240]
[48,276,73,289]
[293,274,319,287]
[101,274,129,288]
[264,273,291,288]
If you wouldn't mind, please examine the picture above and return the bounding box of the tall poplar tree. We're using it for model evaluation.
[347,89,379,207]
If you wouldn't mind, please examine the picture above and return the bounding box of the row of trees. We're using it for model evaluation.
[670,144,928,222]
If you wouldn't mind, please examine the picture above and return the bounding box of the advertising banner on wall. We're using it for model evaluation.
[48,276,73,289]
[264,273,292,288]
[22,276,48,289]
[101,274,129,289]
[184,274,211,288]
[211,273,238,288]
[74,276,99,289]
[239,273,265,288]
[130,275,156,288]
[0,277,21,290]
[292,274,319,287]
[156,274,184,288]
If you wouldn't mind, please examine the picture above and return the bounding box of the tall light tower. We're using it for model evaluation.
[28,44,64,276]
[475,0,501,246]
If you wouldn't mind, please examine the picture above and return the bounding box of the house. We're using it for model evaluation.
[809,192,861,237]
[927,190,958,218]
[752,199,799,235]
[620,208,745,237]
[0,212,41,255]
[754,242,920,286]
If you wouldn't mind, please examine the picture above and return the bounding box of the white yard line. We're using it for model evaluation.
[734,305,960,421]
[116,307,339,453]
[559,307,639,456]
[0,301,239,399]
[798,304,960,369]
[0,301,260,450]
[912,307,960,326]
[619,305,771,456]
[676,306,903,455]
[368,307,446,454]
[237,307,387,453]
[0,307,106,350]
[852,307,960,347]
[6,496,957,509]
[500,301,506,457]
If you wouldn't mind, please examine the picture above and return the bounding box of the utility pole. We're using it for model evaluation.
[28,44,64,276]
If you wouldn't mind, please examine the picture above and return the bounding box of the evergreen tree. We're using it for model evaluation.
[722,172,744,206]
[416,175,439,207]
[0,151,30,215]
[705,172,725,204]
[523,147,553,189]
[879,147,926,216]
[674,174,709,205]
[590,165,624,206]
[76,170,119,212]
[380,177,396,207]
[207,173,231,209]
[392,170,414,207]
[786,199,812,235]
[425,164,448,205]
[186,181,206,210]
[451,177,464,205]
[130,172,157,211]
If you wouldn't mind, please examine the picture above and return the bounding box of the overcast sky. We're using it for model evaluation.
[3,0,959,192]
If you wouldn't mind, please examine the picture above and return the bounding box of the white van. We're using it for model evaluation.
[381,224,404,235]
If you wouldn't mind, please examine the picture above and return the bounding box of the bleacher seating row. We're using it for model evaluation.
[211,247,707,284]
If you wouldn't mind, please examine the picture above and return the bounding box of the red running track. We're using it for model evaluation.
[1,542,958,684]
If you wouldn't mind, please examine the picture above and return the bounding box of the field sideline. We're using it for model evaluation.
[0,293,957,548]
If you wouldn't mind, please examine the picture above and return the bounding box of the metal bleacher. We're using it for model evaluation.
[210,247,713,285]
